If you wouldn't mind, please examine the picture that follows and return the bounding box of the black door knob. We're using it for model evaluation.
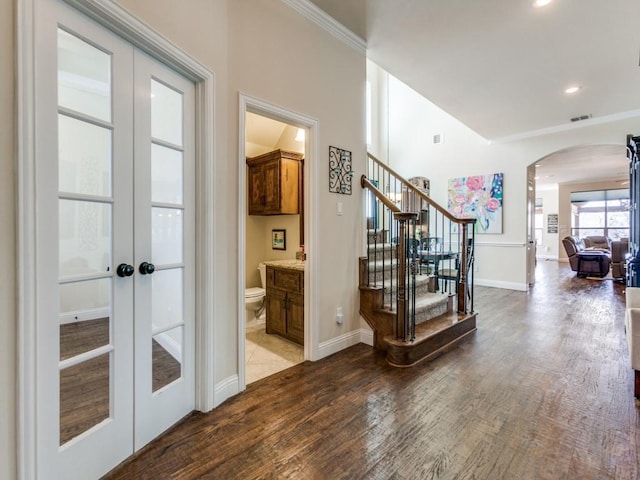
[116,263,135,277]
[139,262,155,275]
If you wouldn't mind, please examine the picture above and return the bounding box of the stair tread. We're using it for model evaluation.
[380,291,449,312]
[384,311,475,346]
[370,273,433,289]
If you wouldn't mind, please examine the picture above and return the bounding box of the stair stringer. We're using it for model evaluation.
[358,285,395,351]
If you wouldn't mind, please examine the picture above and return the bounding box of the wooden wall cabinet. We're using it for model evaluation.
[265,266,304,345]
[247,149,303,215]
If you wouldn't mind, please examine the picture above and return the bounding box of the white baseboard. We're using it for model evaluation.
[317,329,367,359]
[475,278,528,292]
[536,255,559,260]
[154,330,181,361]
[359,328,374,346]
[214,374,239,408]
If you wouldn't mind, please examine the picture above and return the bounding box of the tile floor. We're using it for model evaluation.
[245,317,304,384]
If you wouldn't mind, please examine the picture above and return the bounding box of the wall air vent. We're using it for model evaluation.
[570,114,592,123]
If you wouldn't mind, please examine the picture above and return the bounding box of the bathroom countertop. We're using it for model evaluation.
[262,259,306,272]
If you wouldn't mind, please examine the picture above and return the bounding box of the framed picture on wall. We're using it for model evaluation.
[272,229,286,250]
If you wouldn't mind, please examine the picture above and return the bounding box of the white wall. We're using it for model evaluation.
[371,65,637,290]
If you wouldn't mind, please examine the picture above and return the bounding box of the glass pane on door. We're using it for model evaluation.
[152,326,183,392]
[59,199,112,278]
[152,207,183,265]
[58,29,111,121]
[59,114,112,196]
[151,269,184,331]
[151,144,183,204]
[59,278,111,361]
[59,352,111,445]
[151,79,182,146]
[59,277,110,313]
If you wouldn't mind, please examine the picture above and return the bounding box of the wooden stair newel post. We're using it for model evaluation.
[394,212,418,341]
[458,222,469,314]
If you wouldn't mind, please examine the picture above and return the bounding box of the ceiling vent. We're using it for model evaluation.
[570,114,592,123]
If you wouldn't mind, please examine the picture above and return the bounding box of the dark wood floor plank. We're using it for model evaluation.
[104,260,640,480]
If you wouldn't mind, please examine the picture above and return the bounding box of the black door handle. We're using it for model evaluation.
[139,262,155,275]
[116,263,135,277]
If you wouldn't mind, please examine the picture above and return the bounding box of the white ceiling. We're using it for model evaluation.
[308,0,636,187]
[309,0,640,142]
[245,112,305,158]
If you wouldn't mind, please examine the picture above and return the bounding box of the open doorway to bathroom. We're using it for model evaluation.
[244,111,306,384]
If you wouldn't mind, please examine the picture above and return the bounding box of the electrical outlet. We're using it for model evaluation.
[336,306,344,325]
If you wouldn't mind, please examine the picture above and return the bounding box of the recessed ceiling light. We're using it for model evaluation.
[535,164,542,167]
[565,86,582,94]
[533,0,552,7]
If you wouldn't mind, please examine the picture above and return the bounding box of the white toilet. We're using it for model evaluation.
[245,262,266,322]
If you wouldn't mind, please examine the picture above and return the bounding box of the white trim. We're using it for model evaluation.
[317,330,365,359]
[17,0,38,477]
[18,1,216,478]
[536,255,559,261]
[59,345,114,370]
[359,328,374,347]
[238,93,320,392]
[493,109,640,144]
[475,278,528,292]
[214,375,240,408]
[280,0,366,55]
[153,331,182,362]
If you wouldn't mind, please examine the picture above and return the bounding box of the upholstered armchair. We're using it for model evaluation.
[611,238,629,280]
[562,235,611,277]
[584,235,611,251]
[562,236,585,271]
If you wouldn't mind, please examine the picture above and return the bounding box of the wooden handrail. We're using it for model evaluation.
[367,152,476,225]
[361,175,401,213]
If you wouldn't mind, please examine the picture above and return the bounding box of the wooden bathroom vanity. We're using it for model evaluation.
[265,264,304,345]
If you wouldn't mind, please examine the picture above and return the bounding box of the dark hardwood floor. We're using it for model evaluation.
[104,260,639,479]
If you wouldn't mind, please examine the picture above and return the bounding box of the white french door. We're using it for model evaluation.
[34,0,195,478]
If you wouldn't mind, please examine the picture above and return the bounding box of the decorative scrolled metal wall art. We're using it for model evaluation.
[329,145,353,195]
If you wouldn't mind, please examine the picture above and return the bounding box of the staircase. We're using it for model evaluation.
[359,153,477,367]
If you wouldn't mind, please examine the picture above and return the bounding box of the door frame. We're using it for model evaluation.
[237,94,319,390]
[526,164,537,286]
[17,1,216,478]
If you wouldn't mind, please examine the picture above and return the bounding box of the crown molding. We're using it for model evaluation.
[493,109,640,144]
[281,0,366,55]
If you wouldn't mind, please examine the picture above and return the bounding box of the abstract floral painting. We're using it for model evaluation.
[448,173,503,234]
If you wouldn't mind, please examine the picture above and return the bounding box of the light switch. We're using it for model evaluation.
[337,201,343,216]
